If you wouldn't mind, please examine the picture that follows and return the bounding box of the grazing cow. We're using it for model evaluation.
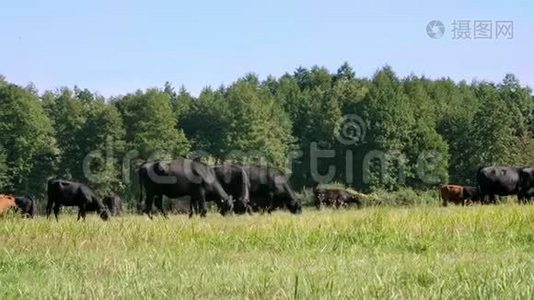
[0,194,16,217]
[47,179,110,221]
[477,166,522,204]
[103,193,123,216]
[139,159,233,218]
[440,184,466,206]
[212,164,251,214]
[440,184,480,206]
[14,195,36,218]
[462,186,481,204]
[314,187,330,209]
[314,187,362,209]
[518,167,534,203]
[243,165,301,214]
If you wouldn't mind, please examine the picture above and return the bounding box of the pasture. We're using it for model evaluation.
[2,205,534,299]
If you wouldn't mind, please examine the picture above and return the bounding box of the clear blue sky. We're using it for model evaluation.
[1,0,532,96]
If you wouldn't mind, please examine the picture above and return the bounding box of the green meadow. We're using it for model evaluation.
[2,205,534,299]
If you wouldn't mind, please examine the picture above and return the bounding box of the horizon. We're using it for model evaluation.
[1,0,532,97]
[2,63,532,98]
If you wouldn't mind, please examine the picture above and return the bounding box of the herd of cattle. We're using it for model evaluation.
[1,163,534,220]
[0,159,303,220]
[441,166,534,206]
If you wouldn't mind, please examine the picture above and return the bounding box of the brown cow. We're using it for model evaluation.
[440,184,479,206]
[0,194,16,217]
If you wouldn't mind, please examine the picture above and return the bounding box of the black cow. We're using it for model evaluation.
[139,159,233,218]
[462,186,481,204]
[477,166,522,204]
[518,167,534,203]
[314,187,362,209]
[212,164,251,214]
[103,193,123,216]
[244,165,301,214]
[164,197,190,214]
[46,179,110,221]
[14,195,35,218]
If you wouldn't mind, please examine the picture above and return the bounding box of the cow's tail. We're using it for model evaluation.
[139,167,144,211]
[46,179,54,217]
[240,166,250,204]
[29,196,36,218]
[475,166,485,203]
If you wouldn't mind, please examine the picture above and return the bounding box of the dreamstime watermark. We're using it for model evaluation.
[337,114,367,145]
[81,114,446,187]
[426,19,514,40]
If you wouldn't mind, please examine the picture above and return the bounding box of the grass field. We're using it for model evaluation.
[2,205,534,299]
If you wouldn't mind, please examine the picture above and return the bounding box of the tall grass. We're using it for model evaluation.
[2,205,534,299]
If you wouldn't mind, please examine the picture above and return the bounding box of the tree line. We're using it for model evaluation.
[1,63,533,202]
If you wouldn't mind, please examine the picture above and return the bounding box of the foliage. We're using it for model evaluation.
[0,63,533,201]
[114,88,191,160]
[0,83,58,194]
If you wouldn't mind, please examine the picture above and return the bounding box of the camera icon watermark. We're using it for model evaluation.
[426,20,445,39]
[426,19,514,40]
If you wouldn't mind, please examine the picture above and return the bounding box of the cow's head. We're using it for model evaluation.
[287,199,302,214]
[0,195,16,206]
[519,169,534,189]
[218,195,234,216]
[2,195,15,203]
[99,208,111,221]
[232,198,249,215]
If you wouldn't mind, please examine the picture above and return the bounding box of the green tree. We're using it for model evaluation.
[181,88,229,159]
[361,67,415,190]
[0,146,8,190]
[115,88,190,160]
[42,88,88,180]
[469,83,519,166]
[334,61,355,82]
[224,76,294,168]
[81,99,126,194]
[403,77,449,187]
[0,83,58,194]
[429,80,480,183]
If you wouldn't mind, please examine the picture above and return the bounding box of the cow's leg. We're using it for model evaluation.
[489,194,496,204]
[315,200,321,210]
[78,205,87,221]
[480,193,488,205]
[53,203,61,221]
[518,191,525,204]
[198,188,207,218]
[46,200,54,219]
[189,198,195,218]
[267,192,275,214]
[144,192,154,219]
[154,195,167,218]
[259,201,266,215]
